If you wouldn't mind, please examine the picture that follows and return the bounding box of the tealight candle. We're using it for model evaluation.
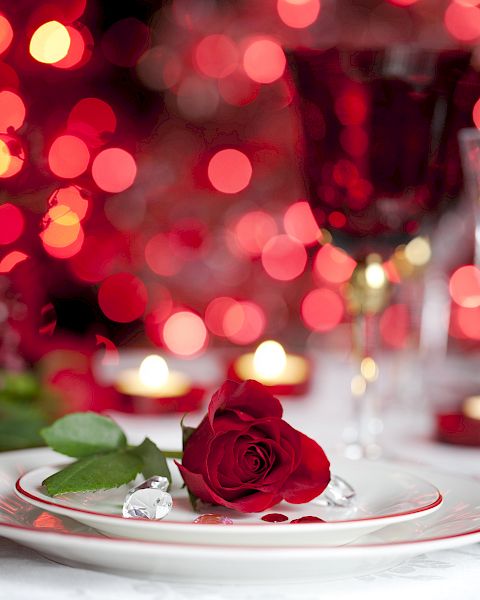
[227,340,310,396]
[115,354,205,414]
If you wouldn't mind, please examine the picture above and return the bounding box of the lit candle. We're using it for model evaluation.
[227,340,310,396]
[114,354,205,414]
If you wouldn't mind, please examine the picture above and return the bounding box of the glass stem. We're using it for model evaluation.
[346,313,382,460]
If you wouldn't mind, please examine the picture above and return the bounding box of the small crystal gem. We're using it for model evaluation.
[122,488,173,520]
[314,475,356,508]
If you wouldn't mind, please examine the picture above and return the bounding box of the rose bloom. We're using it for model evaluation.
[177,379,330,512]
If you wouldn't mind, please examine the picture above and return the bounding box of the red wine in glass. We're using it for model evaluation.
[289,47,476,256]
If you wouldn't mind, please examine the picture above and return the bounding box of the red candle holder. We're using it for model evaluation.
[436,412,480,447]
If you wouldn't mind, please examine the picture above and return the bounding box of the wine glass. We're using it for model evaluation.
[289,47,476,457]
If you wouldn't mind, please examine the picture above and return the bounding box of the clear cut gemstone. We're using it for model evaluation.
[122,488,173,520]
[313,475,356,508]
[133,476,169,492]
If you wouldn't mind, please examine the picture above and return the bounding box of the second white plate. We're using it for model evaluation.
[15,456,442,546]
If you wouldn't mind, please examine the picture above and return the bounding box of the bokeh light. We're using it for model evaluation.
[194,34,238,79]
[218,68,260,106]
[223,300,266,344]
[0,139,11,177]
[29,21,71,64]
[243,39,286,84]
[449,265,480,308]
[301,288,344,332]
[277,0,321,29]
[91,148,137,193]
[0,91,26,131]
[0,203,24,245]
[232,211,277,256]
[67,98,117,147]
[136,46,182,91]
[208,149,252,194]
[205,296,238,336]
[473,98,480,129]
[43,227,84,259]
[162,311,208,356]
[0,14,13,56]
[444,2,480,41]
[283,201,321,245]
[41,205,82,256]
[54,25,90,70]
[261,234,307,281]
[145,233,183,277]
[456,305,480,340]
[0,134,24,178]
[314,244,357,284]
[48,186,89,221]
[48,135,90,179]
[0,251,28,273]
[98,273,147,323]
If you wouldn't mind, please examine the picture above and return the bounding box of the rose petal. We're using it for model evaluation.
[181,417,214,474]
[281,432,330,504]
[208,380,283,428]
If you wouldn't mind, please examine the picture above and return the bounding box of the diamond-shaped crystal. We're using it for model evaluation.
[133,476,169,492]
[314,475,356,508]
[122,489,173,520]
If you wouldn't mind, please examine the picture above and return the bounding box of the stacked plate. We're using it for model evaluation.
[2,448,480,582]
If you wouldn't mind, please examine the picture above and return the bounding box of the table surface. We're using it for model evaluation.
[2,351,480,600]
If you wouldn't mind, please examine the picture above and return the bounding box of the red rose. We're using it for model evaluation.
[176,379,330,513]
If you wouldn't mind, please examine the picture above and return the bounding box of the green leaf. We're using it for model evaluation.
[43,451,142,496]
[41,412,127,458]
[131,437,171,484]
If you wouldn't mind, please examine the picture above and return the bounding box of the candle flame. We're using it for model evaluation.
[139,355,169,388]
[253,340,287,381]
[365,262,386,289]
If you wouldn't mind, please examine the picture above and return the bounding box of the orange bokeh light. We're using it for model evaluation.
[48,186,89,221]
[449,265,480,308]
[43,227,84,259]
[208,149,252,194]
[29,21,71,64]
[0,250,28,273]
[48,135,90,179]
[0,203,24,245]
[0,91,26,131]
[314,244,356,284]
[277,0,321,29]
[194,34,238,79]
[223,300,266,345]
[0,134,24,178]
[162,311,208,357]
[301,288,344,332]
[0,14,13,56]
[283,201,321,245]
[91,148,137,193]
[444,2,480,41]
[261,234,307,281]
[243,39,286,84]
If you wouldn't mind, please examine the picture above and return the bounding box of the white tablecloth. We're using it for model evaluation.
[2,352,480,599]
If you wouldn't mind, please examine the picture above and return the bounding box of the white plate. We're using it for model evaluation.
[2,449,480,582]
[15,455,442,546]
